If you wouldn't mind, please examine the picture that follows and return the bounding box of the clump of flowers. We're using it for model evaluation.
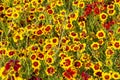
[0,0,120,80]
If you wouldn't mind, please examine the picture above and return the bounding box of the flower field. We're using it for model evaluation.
[0,0,120,80]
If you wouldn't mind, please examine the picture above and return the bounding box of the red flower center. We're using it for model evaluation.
[46,58,52,63]
[104,75,109,79]
[101,14,106,19]
[114,42,120,48]
[47,67,55,74]
[33,61,39,67]
[74,61,81,68]
[98,32,104,37]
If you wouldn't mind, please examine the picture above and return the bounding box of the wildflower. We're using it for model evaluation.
[60,56,73,69]
[43,43,53,51]
[50,37,59,46]
[38,13,45,21]
[32,60,40,69]
[113,41,120,49]
[46,65,56,76]
[62,68,77,80]
[45,56,54,65]
[59,52,67,59]
[105,48,114,58]
[94,7,100,15]
[78,1,85,8]
[102,72,111,80]
[85,61,93,70]
[74,60,82,68]
[112,71,120,79]
[105,59,113,66]
[107,4,115,10]
[44,25,52,34]
[107,9,116,16]
[30,53,37,61]
[37,52,44,60]
[96,30,106,39]
[80,29,87,39]
[79,43,86,53]
[94,70,102,78]
[47,9,54,15]
[7,50,16,57]
[81,53,90,62]
[116,27,120,34]
[98,39,104,45]
[12,12,19,19]
[100,13,108,22]
[92,62,102,71]
[69,31,78,38]
[13,32,23,42]
[91,42,99,50]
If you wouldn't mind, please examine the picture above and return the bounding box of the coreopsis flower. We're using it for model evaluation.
[100,13,108,22]
[62,68,77,80]
[60,56,73,69]
[59,52,67,59]
[107,9,116,16]
[45,56,54,65]
[65,22,74,30]
[69,31,78,38]
[96,30,106,39]
[0,4,4,12]
[72,44,80,52]
[7,50,16,57]
[0,67,7,79]
[72,0,79,7]
[38,13,45,21]
[114,0,120,4]
[112,71,120,79]
[45,65,56,76]
[37,51,44,60]
[32,60,40,69]
[116,27,120,34]
[47,9,54,15]
[105,59,113,66]
[102,72,111,80]
[94,70,102,78]
[107,4,115,10]
[105,48,114,58]
[92,62,102,71]
[84,61,93,70]
[46,50,55,56]
[50,37,59,46]
[91,42,99,50]
[44,25,52,34]
[30,53,37,61]
[113,41,120,49]
[5,60,21,72]
[13,32,23,42]
[81,53,90,62]
[78,1,85,8]
[43,43,53,51]
[0,48,6,55]
[74,60,82,68]
[79,43,86,53]
[12,12,19,19]
[98,39,104,45]
[80,29,88,39]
